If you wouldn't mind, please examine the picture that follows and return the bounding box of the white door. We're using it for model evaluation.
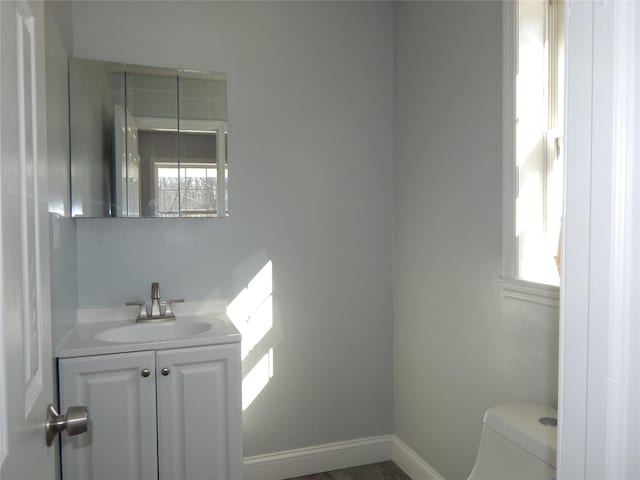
[156,344,242,480]
[58,352,158,480]
[0,0,56,478]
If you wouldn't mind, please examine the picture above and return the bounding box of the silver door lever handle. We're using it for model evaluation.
[45,404,89,446]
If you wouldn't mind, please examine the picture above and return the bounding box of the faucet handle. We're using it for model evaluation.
[151,282,160,300]
[164,299,184,318]
[126,301,149,320]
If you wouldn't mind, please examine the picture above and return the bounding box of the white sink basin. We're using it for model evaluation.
[95,320,213,343]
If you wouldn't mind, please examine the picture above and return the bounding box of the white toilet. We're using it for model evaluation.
[467,401,557,480]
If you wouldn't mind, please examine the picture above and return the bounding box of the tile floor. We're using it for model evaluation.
[284,461,411,480]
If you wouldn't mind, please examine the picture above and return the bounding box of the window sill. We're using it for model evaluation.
[498,277,560,308]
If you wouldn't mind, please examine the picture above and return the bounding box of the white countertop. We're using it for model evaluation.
[57,313,241,358]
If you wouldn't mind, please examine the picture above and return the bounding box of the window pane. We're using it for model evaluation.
[155,163,218,216]
[515,0,564,285]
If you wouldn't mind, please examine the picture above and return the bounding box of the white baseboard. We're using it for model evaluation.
[242,435,392,480]
[391,435,445,480]
[242,434,445,480]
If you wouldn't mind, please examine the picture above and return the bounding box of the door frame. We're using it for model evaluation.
[559,0,640,477]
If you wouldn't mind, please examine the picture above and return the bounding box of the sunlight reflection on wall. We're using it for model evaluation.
[226,261,275,411]
[241,348,273,410]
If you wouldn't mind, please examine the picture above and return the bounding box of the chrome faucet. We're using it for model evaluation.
[126,282,184,322]
[150,282,162,317]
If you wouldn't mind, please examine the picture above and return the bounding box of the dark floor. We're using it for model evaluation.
[284,461,411,480]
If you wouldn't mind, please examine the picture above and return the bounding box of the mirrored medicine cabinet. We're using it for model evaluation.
[69,58,228,218]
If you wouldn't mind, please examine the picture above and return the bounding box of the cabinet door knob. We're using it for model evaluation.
[141,368,151,377]
[161,367,170,376]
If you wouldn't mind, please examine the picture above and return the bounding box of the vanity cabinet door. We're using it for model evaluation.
[156,344,242,480]
[59,351,158,480]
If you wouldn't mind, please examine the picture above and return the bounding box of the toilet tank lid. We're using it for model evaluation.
[483,401,557,467]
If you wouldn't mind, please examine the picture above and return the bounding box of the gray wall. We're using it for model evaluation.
[45,1,77,349]
[65,2,560,473]
[71,1,394,456]
[393,3,559,480]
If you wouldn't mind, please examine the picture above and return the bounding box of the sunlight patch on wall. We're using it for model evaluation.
[227,260,275,410]
[227,261,273,360]
[242,348,273,410]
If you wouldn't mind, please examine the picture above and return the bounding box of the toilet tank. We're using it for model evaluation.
[468,401,557,480]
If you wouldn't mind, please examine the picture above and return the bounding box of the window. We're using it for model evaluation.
[502,0,565,305]
[154,161,228,217]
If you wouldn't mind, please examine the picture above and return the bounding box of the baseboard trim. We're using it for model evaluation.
[242,435,392,480]
[242,434,445,480]
[391,435,445,480]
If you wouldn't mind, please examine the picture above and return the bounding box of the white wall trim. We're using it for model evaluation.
[391,435,445,480]
[241,434,447,480]
[501,0,518,280]
[560,0,640,478]
[242,435,392,480]
[498,277,560,308]
[604,2,640,477]
[556,1,593,477]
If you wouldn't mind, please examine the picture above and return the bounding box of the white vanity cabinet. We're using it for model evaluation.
[59,351,159,480]
[59,343,242,480]
[156,345,242,480]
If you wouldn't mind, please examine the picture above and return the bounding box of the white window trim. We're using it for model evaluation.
[153,158,219,216]
[137,115,228,217]
[500,0,560,308]
[499,277,559,308]
[135,116,225,133]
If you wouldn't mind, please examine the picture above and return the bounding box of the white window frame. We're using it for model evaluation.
[500,0,562,307]
[153,159,219,217]
[135,116,227,217]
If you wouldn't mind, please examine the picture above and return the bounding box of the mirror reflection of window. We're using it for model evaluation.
[155,164,218,216]
[138,129,223,217]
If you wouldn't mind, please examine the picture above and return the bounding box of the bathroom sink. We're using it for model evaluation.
[95,319,212,343]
